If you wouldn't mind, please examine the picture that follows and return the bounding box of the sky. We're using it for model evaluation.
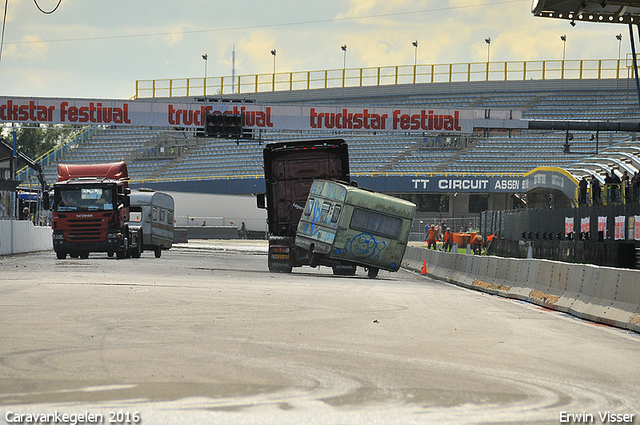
[0,0,633,100]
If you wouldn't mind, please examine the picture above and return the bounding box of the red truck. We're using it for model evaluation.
[49,162,142,259]
[257,139,352,273]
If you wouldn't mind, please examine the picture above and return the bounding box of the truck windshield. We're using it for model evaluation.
[55,187,115,212]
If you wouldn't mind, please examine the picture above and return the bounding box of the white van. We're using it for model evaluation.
[128,189,174,258]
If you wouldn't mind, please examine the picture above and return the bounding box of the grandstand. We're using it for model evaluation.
[18,77,640,206]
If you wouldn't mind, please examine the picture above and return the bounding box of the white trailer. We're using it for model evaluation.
[128,189,174,258]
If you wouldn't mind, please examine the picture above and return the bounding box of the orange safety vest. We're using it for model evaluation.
[443,231,453,243]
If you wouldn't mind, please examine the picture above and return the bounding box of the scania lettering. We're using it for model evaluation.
[49,162,142,260]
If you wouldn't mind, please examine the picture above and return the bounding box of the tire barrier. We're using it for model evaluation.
[404,246,640,333]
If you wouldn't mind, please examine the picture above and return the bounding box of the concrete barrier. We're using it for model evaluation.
[404,245,640,333]
[174,226,188,243]
[0,220,52,256]
[186,226,238,240]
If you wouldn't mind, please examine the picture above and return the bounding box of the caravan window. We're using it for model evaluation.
[304,198,315,216]
[152,207,158,221]
[350,208,402,239]
[160,209,166,223]
[331,205,341,223]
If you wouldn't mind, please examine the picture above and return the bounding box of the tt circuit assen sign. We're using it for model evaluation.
[354,167,578,196]
[0,96,474,134]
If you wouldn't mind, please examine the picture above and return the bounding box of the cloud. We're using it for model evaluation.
[4,35,48,59]
[162,26,185,47]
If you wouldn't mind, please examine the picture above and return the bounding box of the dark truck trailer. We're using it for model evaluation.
[257,139,350,273]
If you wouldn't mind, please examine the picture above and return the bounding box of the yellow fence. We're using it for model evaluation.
[135,57,637,99]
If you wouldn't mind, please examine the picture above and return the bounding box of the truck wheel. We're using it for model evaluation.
[367,267,379,279]
[131,243,141,258]
[154,246,162,258]
[79,252,89,259]
[56,251,66,260]
[107,251,114,258]
[116,248,126,259]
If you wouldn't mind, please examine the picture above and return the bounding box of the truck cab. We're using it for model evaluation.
[51,162,141,259]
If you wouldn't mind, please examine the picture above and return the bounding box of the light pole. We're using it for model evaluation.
[202,54,208,96]
[616,33,623,81]
[617,33,623,62]
[271,49,276,74]
[412,40,418,66]
[485,37,491,63]
[271,49,277,91]
[560,34,567,62]
[341,45,347,70]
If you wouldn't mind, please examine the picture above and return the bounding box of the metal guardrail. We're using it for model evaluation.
[135,57,636,99]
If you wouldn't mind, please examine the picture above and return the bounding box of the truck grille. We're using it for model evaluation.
[66,218,106,242]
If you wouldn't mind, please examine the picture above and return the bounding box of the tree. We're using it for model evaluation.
[11,125,71,160]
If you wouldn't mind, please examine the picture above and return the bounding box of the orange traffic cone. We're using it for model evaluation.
[421,260,427,275]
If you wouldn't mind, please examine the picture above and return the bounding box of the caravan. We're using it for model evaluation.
[128,189,174,258]
[295,179,416,278]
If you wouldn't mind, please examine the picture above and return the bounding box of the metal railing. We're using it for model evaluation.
[135,57,637,99]
[17,126,97,182]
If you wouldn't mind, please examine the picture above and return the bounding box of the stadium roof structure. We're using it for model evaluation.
[532,0,640,24]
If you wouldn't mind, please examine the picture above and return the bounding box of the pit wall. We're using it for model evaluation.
[403,246,640,333]
[0,220,52,256]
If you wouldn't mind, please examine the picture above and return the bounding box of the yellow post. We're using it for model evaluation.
[255,75,259,93]
[307,71,311,90]
[523,61,527,80]
[359,68,363,87]
[290,72,293,91]
[467,63,471,82]
[152,80,156,98]
[135,80,139,99]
